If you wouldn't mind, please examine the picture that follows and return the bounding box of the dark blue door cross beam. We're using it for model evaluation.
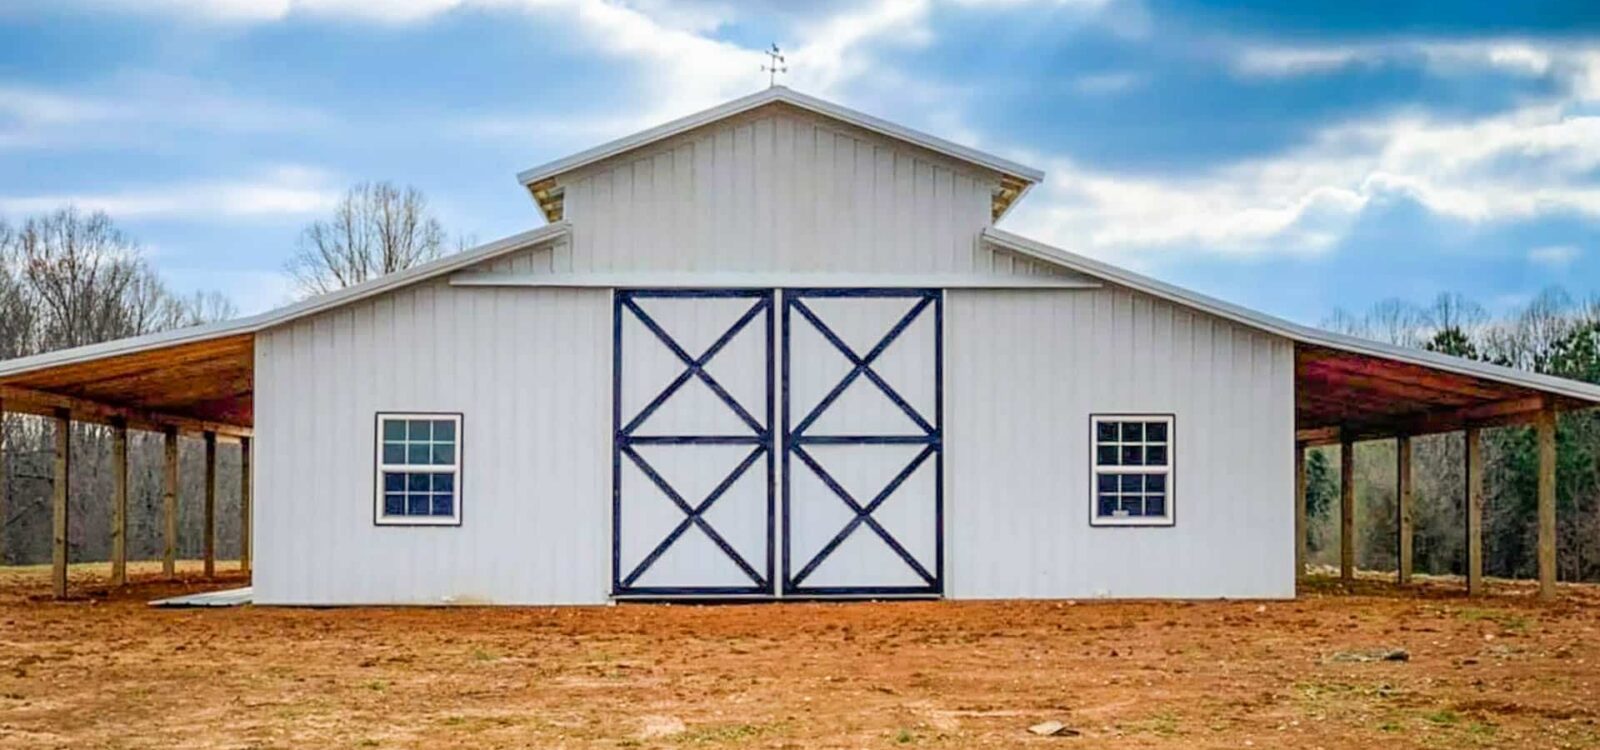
[613,289,775,597]
[782,288,944,597]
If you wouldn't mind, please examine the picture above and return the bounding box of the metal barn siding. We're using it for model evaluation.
[253,281,612,605]
[944,286,1296,600]
[552,106,1061,279]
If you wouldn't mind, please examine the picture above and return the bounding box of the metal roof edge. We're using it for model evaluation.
[515,86,1046,188]
[982,227,1600,405]
[0,222,571,380]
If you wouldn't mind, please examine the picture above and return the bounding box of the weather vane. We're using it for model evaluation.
[761,43,787,87]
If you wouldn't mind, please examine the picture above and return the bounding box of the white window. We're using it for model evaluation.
[1090,414,1173,527]
[376,413,461,526]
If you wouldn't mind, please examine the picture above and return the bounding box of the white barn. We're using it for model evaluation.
[3,87,1598,604]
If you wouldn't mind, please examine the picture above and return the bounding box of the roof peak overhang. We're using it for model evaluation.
[516,86,1045,223]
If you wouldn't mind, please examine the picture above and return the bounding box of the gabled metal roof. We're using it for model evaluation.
[516,86,1045,222]
[983,227,1600,408]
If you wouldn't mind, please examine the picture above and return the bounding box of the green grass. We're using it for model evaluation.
[1422,709,1460,726]
[1455,608,1532,632]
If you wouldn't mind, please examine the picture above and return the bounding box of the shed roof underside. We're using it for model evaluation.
[1294,344,1577,442]
[0,333,254,436]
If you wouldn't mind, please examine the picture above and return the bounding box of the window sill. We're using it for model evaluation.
[375,517,463,527]
[1090,516,1175,528]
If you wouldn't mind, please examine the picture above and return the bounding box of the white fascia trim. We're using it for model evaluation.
[448,271,1100,290]
[0,222,571,380]
[515,86,1046,188]
[983,227,1600,405]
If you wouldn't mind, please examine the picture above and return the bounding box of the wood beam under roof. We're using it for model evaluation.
[0,385,250,439]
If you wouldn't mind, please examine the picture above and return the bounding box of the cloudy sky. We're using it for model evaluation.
[2,1,1598,322]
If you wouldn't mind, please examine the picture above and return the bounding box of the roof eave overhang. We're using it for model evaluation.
[0,222,573,409]
[981,227,1600,410]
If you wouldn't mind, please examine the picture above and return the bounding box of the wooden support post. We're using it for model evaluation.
[239,436,251,574]
[1466,426,1484,596]
[1537,405,1557,600]
[0,395,7,566]
[1397,435,1414,585]
[203,431,216,579]
[1294,444,1307,588]
[51,408,70,599]
[1340,437,1355,585]
[162,427,178,580]
[111,418,129,587]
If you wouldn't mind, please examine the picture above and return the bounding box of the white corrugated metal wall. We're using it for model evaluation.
[945,286,1296,599]
[252,101,1296,604]
[253,280,612,605]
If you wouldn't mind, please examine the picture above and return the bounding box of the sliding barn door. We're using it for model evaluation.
[782,289,943,596]
[613,290,774,597]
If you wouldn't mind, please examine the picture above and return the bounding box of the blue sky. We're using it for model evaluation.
[2,1,1598,323]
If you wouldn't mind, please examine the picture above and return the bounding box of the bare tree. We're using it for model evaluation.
[0,208,240,566]
[8,209,148,349]
[286,181,447,296]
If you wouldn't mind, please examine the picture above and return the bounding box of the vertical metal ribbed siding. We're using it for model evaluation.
[945,286,1295,600]
[254,281,612,605]
[554,106,1065,279]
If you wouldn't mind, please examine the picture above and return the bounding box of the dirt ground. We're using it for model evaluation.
[1,563,1597,749]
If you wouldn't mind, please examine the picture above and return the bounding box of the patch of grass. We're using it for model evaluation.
[469,648,501,663]
[1456,608,1532,632]
[1123,710,1181,737]
[1422,709,1460,726]
[895,728,916,744]
[673,722,775,745]
[362,680,388,692]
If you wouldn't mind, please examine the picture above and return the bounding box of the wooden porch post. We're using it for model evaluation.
[1397,435,1413,585]
[0,395,7,566]
[51,408,70,599]
[1340,437,1354,585]
[1537,404,1557,600]
[163,427,178,580]
[110,418,129,587]
[239,436,251,574]
[1294,443,1307,588]
[203,431,216,579]
[1466,426,1484,596]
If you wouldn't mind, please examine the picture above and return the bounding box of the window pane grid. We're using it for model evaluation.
[377,415,460,523]
[1092,416,1171,523]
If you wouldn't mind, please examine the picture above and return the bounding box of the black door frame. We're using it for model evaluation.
[780,288,944,597]
[611,288,775,597]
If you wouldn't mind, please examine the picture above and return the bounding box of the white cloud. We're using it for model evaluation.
[1072,71,1143,94]
[1232,46,1366,77]
[0,166,341,220]
[0,74,328,150]
[1232,38,1572,80]
[1528,244,1581,267]
[1005,41,1600,263]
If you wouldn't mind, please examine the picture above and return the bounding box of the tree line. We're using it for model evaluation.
[0,183,449,565]
[1307,291,1600,582]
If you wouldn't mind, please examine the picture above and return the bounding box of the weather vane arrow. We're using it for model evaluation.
[761,43,787,87]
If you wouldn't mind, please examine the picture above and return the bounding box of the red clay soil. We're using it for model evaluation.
[1,562,1598,749]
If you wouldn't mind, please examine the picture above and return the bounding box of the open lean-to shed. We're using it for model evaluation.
[2,87,1598,605]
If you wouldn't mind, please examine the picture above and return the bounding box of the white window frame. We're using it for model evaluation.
[1089,414,1174,527]
[375,412,463,527]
